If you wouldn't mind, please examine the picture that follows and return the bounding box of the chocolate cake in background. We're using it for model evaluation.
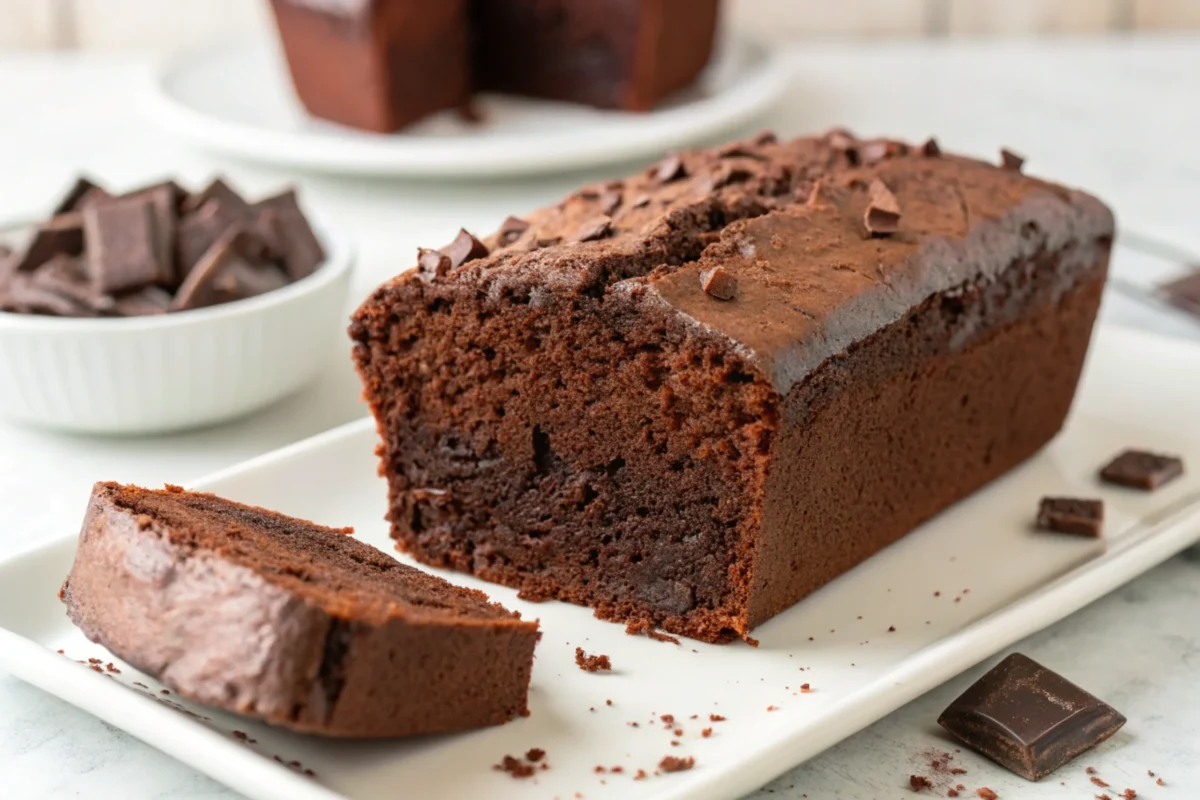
[350,130,1114,644]
[61,483,539,737]
[268,0,722,132]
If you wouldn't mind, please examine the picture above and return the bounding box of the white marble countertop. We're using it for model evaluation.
[2,34,1199,799]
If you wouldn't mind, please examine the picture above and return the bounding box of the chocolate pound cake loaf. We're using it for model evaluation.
[351,131,1114,643]
[61,483,539,737]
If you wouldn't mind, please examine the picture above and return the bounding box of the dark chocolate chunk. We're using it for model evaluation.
[0,275,87,316]
[112,285,173,317]
[271,207,325,280]
[29,254,112,314]
[569,218,613,244]
[83,199,170,293]
[712,165,755,189]
[1099,449,1184,491]
[599,190,623,216]
[11,212,85,272]
[440,229,489,268]
[752,130,778,146]
[498,216,531,245]
[920,137,942,157]
[630,194,651,209]
[718,141,768,160]
[172,230,279,311]
[1036,497,1103,537]
[938,653,1126,781]
[652,154,687,184]
[176,199,252,277]
[417,248,452,281]
[859,139,908,166]
[1159,270,1200,317]
[1001,148,1025,172]
[825,127,858,153]
[700,266,737,300]
[181,177,253,217]
[864,178,902,236]
[52,177,109,215]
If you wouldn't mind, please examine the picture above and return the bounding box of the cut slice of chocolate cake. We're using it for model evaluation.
[61,482,539,737]
[350,130,1114,644]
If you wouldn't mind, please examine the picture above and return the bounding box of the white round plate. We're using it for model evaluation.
[144,38,793,178]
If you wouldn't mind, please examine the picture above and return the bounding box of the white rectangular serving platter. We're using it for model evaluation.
[2,325,1200,800]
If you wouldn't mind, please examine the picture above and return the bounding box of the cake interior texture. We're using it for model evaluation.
[351,131,1114,644]
[62,483,538,737]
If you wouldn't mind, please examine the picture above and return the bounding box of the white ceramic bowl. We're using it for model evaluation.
[0,227,353,434]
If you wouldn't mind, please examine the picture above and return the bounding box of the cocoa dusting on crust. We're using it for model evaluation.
[909,775,933,791]
[574,647,612,672]
[525,748,545,762]
[658,755,695,773]
[495,755,535,778]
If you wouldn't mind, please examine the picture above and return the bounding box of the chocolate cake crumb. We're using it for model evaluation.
[628,721,639,727]
[975,789,997,800]
[88,657,102,664]
[1086,767,1097,774]
[1156,778,1166,786]
[660,713,675,724]
[495,755,535,778]
[133,682,147,689]
[1000,149,1024,172]
[673,727,683,736]
[701,727,712,737]
[574,647,612,672]
[766,705,779,711]
[594,765,606,773]
[1147,770,1154,777]
[1091,776,1110,788]
[910,775,933,791]
[888,626,896,632]
[606,699,613,706]
[160,689,170,694]
[105,662,121,673]
[710,714,725,722]
[947,791,959,798]
[624,620,680,644]
[56,649,64,654]
[670,740,680,746]
[700,266,738,300]
[525,748,545,762]
[800,683,811,692]
[1121,790,1136,799]
[89,664,103,673]
[634,769,647,781]
[658,755,694,773]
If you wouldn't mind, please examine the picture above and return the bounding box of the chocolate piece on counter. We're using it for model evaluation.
[498,216,531,245]
[1099,449,1184,491]
[181,177,254,217]
[83,198,170,294]
[598,190,623,216]
[864,178,901,236]
[173,230,280,311]
[52,177,110,215]
[440,229,489,269]
[700,266,737,300]
[1036,497,1103,537]
[569,218,613,244]
[112,285,173,317]
[938,653,1126,781]
[1001,148,1025,172]
[11,212,86,273]
[652,154,687,184]
[1159,270,1200,316]
[920,137,942,157]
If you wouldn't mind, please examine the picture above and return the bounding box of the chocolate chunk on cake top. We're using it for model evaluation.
[1036,497,1103,537]
[1099,449,1184,490]
[938,653,1126,781]
[351,129,1114,643]
[61,483,539,738]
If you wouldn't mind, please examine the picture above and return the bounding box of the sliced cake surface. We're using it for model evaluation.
[351,130,1114,643]
[62,482,539,737]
